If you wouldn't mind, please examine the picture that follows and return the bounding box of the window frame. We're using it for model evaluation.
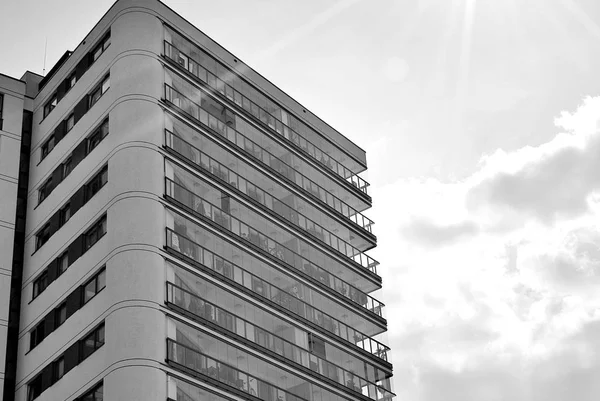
[88,75,110,109]
[35,223,51,250]
[32,270,49,300]
[38,176,53,204]
[55,302,67,328]
[66,113,75,132]
[87,119,109,153]
[53,356,65,381]
[67,73,77,91]
[85,165,108,201]
[40,135,56,161]
[30,321,45,350]
[27,374,43,401]
[83,268,106,305]
[81,323,105,360]
[62,156,73,179]
[77,382,103,401]
[57,251,69,275]
[43,94,58,118]
[84,215,107,250]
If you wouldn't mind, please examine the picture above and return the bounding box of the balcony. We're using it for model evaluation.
[165,228,390,363]
[163,87,374,233]
[164,132,377,265]
[167,282,394,400]
[164,41,370,197]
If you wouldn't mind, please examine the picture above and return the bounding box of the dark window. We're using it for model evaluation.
[55,302,67,327]
[57,251,69,275]
[53,356,65,381]
[27,374,43,401]
[30,322,45,350]
[81,323,105,360]
[78,382,103,401]
[83,268,106,304]
[92,33,111,62]
[85,166,108,200]
[67,73,77,91]
[62,156,73,179]
[38,177,53,203]
[32,271,49,299]
[87,119,109,153]
[308,333,326,357]
[89,75,109,108]
[43,94,57,118]
[66,113,75,132]
[35,224,51,250]
[40,135,56,160]
[84,215,107,250]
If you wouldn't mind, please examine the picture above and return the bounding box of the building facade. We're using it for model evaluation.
[0,1,394,401]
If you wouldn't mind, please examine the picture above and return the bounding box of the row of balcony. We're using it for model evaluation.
[165,129,377,272]
[167,282,393,400]
[165,228,389,362]
[164,85,374,234]
[164,41,370,196]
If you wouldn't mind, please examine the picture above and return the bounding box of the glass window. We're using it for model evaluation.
[92,33,110,62]
[97,269,106,291]
[58,251,69,274]
[38,176,53,203]
[66,113,75,132]
[62,157,73,178]
[27,374,43,401]
[41,135,56,160]
[79,382,103,401]
[55,303,67,327]
[53,356,65,381]
[85,166,108,200]
[32,271,48,299]
[87,119,109,153]
[68,73,77,90]
[43,94,57,118]
[83,268,106,304]
[35,224,51,250]
[30,322,45,350]
[89,75,109,108]
[81,323,105,360]
[101,76,110,94]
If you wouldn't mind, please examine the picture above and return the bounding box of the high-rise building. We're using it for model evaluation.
[0,1,394,401]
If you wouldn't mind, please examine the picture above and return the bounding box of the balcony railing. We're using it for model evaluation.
[163,87,374,234]
[164,131,377,267]
[167,282,394,400]
[165,41,370,196]
[165,228,390,362]
[165,178,382,309]
[167,339,309,401]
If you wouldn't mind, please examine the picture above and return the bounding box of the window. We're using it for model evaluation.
[27,374,43,401]
[40,135,56,160]
[32,271,49,299]
[55,302,67,327]
[78,382,103,401]
[57,251,69,275]
[87,119,109,153]
[38,177,53,203]
[62,156,73,179]
[81,323,105,360]
[84,215,107,250]
[35,224,51,250]
[66,113,75,132]
[43,94,57,118]
[308,333,326,357]
[67,73,77,91]
[92,33,111,62]
[83,268,106,304]
[85,166,108,200]
[53,356,65,381]
[30,322,45,350]
[88,75,109,108]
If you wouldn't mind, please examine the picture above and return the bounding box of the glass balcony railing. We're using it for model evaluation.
[165,228,390,362]
[164,130,377,267]
[164,41,370,196]
[168,339,309,401]
[163,87,374,234]
[165,177,383,308]
[167,283,394,400]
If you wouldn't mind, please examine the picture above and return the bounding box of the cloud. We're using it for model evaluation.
[401,217,478,247]
[369,96,600,400]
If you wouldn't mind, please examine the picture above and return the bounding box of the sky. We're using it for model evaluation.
[3,0,600,399]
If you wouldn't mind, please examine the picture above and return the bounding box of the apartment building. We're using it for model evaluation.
[0,1,393,401]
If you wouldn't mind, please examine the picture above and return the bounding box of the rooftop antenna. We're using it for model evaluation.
[43,38,48,75]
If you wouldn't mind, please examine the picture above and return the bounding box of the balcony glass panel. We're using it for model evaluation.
[165,227,390,361]
[163,83,373,232]
[164,32,369,194]
[165,160,379,281]
[167,281,394,399]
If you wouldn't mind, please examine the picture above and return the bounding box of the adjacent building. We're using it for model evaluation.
[0,1,394,401]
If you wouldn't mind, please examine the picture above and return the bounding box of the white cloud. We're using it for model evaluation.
[372,96,600,400]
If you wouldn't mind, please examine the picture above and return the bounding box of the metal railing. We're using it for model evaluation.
[165,41,370,196]
[164,130,377,268]
[165,228,390,362]
[167,282,394,400]
[164,86,374,234]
